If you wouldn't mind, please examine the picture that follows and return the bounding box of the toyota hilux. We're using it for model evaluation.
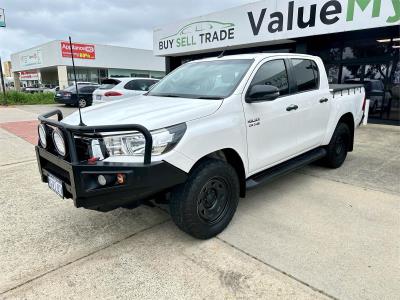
[36,53,365,239]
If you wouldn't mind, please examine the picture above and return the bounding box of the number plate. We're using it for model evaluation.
[96,95,102,100]
[48,174,64,198]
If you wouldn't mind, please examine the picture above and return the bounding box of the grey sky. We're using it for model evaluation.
[0,0,253,60]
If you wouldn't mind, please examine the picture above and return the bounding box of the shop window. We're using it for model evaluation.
[326,65,340,84]
[341,65,363,83]
[292,59,318,92]
[387,62,400,121]
[131,73,149,78]
[317,47,342,62]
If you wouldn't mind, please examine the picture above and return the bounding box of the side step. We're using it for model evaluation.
[246,148,327,190]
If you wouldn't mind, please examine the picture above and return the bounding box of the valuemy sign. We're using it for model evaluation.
[154,0,400,56]
[0,8,5,27]
[61,41,96,60]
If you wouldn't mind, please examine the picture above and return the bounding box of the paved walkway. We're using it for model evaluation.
[0,105,399,299]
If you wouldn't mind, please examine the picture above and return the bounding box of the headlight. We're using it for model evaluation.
[38,124,48,148]
[102,123,186,157]
[52,128,67,156]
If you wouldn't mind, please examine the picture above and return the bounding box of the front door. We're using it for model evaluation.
[243,59,300,174]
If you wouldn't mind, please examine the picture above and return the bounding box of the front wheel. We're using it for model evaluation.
[323,122,351,169]
[169,159,239,239]
[78,98,87,108]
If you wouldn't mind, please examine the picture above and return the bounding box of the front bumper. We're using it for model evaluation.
[36,146,187,211]
[35,109,187,212]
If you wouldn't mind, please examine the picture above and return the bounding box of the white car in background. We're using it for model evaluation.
[93,78,159,104]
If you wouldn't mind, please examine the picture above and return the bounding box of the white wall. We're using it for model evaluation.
[11,40,165,72]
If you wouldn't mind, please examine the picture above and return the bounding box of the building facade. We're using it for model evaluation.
[11,40,165,89]
[2,60,12,77]
[154,0,400,124]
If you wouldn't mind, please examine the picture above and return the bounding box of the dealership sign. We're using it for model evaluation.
[61,41,96,59]
[20,49,43,67]
[154,0,400,56]
[0,8,5,27]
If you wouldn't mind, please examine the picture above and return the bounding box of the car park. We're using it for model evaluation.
[42,85,60,93]
[36,53,365,239]
[92,78,159,104]
[54,83,99,108]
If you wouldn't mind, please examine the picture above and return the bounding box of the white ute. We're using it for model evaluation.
[36,53,365,239]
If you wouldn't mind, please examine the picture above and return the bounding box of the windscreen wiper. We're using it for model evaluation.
[150,93,182,98]
[196,96,224,100]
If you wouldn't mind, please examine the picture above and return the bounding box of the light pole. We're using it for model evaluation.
[0,8,6,105]
[0,56,6,105]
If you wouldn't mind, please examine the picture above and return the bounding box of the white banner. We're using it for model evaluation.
[154,0,400,56]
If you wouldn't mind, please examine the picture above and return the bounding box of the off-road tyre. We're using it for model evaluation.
[324,122,351,169]
[169,159,240,239]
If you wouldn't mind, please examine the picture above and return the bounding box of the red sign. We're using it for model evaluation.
[61,41,95,60]
[20,71,39,80]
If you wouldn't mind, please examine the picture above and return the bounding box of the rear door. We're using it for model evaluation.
[243,58,301,173]
[289,58,331,152]
[79,86,99,102]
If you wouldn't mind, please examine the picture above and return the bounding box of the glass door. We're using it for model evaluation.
[340,62,391,119]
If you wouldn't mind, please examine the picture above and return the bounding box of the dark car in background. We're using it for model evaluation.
[54,84,99,108]
[345,79,392,113]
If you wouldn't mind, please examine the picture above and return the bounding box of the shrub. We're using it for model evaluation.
[0,91,55,105]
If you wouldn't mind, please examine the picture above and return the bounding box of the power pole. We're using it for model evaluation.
[0,56,6,105]
[0,8,6,105]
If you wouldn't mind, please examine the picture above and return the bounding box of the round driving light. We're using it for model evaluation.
[98,175,107,186]
[52,129,66,156]
[38,124,48,148]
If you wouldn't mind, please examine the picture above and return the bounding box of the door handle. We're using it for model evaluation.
[319,98,329,103]
[286,104,299,112]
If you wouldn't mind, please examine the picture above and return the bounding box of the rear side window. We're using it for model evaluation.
[99,79,121,90]
[291,59,319,92]
[124,80,157,91]
[249,59,289,97]
[79,86,98,93]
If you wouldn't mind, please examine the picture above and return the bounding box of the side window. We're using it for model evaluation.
[311,61,320,88]
[125,80,157,91]
[249,59,289,97]
[292,59,318,92]
[79,86,96,93]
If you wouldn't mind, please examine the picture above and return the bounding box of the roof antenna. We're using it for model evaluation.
[69,36,86,126]
[218,50,225,58]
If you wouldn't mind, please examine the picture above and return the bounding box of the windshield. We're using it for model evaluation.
[148,59,254,99]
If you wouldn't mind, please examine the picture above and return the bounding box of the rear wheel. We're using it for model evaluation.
[324,122,351,169]
[169,159,239,239]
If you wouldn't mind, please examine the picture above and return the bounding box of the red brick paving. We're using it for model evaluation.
[0,120,38,145]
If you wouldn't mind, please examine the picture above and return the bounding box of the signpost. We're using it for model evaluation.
[0,8,6,105]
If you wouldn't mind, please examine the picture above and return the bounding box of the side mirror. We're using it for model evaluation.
[246,85,280,103]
